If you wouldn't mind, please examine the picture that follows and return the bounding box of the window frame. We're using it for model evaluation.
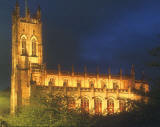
[21,37,27,56]
[32,39,37,56]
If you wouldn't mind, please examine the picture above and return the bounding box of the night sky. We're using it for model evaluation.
[0,0,160,90]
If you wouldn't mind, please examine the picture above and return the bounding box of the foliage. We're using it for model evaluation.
[4,93,93,127]
[1,89,160,127]
[90,100,160,127]
[1,86,160,127]
[0,89,10,116]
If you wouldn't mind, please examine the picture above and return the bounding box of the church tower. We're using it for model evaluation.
[11,1,43,114]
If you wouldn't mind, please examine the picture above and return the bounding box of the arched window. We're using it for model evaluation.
[63,79,68,87]
[119,100,126,112]
[113,82,119,90]
[94,98,102,114]
[89,81,94,88]
[32,39,36,56]
[22,37,26,55]
[48,78,55,86]
[77,80,81,87]
[107,99,114,114]
[81,97,89,112]
[68,97,76,109]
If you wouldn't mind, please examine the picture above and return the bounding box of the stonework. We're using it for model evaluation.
[11,2,149,114]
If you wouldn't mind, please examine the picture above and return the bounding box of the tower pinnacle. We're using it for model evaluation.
[25,0,28,16]
[16,0,19,7]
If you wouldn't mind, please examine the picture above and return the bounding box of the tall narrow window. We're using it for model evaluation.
[119,100,126,112]
[77,80,81,87]
[48,78,55,86]
[89,81,94,88]
[22,37,26,55]
[32,39,36,56]
[94,98,102,114]
[107,99,114,114]
[81,97,89,112]
[63,79,68,87]
[68,97,76,110]
[113,82,119,90]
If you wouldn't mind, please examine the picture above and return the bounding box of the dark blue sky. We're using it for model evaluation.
[0,0,160,89]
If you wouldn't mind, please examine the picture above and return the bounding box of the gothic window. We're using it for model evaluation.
[89,81,94,88]
[77,80,81,87]
[113,82,119,90]
[81,97,89,112]
[22,37,26,55]
[63,79,68,86]
[107,99,114,114]
[48,78,55,86]
[68,97,76,110]
[94,98,102,114]
[32,39,37,56]
[119,100,126,112]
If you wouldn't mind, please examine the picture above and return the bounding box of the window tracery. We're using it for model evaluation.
[32,39,37,56]
[68,97,76,109]
[89,81,94,88]
[21,37,26,55]
[77,80,81,87]
[107,99,114,114]
[94,98,102,114]
[81,97,89,112]
[119,100,126,112]
[63,79,68,86]
[48,78,55,86]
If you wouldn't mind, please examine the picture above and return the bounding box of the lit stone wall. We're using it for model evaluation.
[31,81,146,115]
[11,2,43,114]
[30,70,149,115]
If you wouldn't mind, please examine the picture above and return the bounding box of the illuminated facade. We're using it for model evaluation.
[11,2,149,114]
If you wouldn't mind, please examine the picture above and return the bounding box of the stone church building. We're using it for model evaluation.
[11,2,149,115]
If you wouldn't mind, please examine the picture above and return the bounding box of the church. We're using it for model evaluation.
[10,1,149,115]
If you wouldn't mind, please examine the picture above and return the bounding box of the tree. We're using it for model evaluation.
[4,92,92,127]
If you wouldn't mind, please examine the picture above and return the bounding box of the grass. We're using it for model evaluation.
[0,88,10,115]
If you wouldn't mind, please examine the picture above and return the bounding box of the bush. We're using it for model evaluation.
[4,94,93,127]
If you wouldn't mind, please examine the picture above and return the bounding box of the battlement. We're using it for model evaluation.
[12,1,41,23]
[46,69,133,79]
[19,17,41,24]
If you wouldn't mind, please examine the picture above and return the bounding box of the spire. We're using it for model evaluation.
[24,0,30,18]
[141,71,145,81]
[16,0,19,8]
[96,65,99,73]
[120,68,122,76]
[72,64,74,76]
[58,64,61,75]
[96,65,99,76]
[25,0,28,16]
[131,64,135,77]
[38,5,41,11]
[108,67,111,79]
[13,0,20,16]
[26,8,30,19]
[130,65,135,90]
[108,67,111,75]
[84,65,87,76]
[36,5,41,20]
